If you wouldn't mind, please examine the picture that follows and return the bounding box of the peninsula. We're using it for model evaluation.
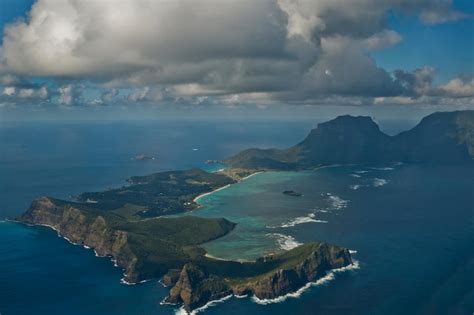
[17,110,474,312]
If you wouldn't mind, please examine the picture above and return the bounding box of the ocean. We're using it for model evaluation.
[0,119,472,315]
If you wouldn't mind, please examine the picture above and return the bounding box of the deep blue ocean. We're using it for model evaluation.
[0,119,472,315]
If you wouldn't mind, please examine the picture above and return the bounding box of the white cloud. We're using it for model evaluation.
[2,85,48,99]
[128,87,164,103]
[58,85,74,105]
[437,77,474,98]
[3,86,15,96]
[0,0,470,107]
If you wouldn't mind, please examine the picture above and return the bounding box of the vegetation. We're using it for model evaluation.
[76,168,236,218]
[225,110,474,170]
[18,110,474,312]
[19,196,237,281]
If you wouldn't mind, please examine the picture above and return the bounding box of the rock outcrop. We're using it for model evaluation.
[165,263,232,312]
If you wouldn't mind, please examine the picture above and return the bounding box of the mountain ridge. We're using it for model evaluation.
[225,110,474,169]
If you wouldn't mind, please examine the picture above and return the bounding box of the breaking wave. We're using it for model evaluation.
[251,260,360,305]
[371,167,394,171]
[277,214,328,228]
[373,178,389,187]
[269,233,302,250]
[314,209,329,213]
[175,294,234,314]
[327,194,349,210]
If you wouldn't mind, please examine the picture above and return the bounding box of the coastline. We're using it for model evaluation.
[172,259,360,314]
[192,171,264,204]
[251,259,360,305]
[193,184,232,203]
[204,253,253,263]
[203,253,231,261]
[13,220,135,285]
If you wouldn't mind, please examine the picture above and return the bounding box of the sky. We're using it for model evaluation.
[0,0,473,121]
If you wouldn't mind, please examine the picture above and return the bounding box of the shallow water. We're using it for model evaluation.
[0,119,314,314]
[196,163,474,315]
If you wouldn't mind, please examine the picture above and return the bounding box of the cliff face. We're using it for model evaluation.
[395,110,474,162]
[295,115,393,166]
[225,110,474,169]
[165,263,232,312]
[18,196,237,284]
[19,197,140,281]
[232,243,351,299]
[166,243,352,312]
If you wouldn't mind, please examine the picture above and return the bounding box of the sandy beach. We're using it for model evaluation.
[193,171,264,203]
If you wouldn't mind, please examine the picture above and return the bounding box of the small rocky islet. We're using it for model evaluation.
[283,190,302,197]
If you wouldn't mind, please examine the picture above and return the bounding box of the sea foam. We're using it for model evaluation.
[251,260,360,305]
[373,178,389,187]
[173,259,361,312]
[314,209,329,213]
[371,167,394,171]
[269,233,302,250]
[278,214,328,228]
[327,194,349,210]
[175,294,234,315]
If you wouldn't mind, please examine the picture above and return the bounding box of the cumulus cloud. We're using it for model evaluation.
[419,2,469,24]
[2,84,48,99]
[0,83,49,108]
[3,86,15,96]
[0,0,471,107]
[394,67,436,96]
[101,88,118,104]
[57,84,84,106]
[436,76,474,98]
[128,87,165,102]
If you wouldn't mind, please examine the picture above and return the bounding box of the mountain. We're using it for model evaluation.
[394,110,474,162]
[225,110,474,169]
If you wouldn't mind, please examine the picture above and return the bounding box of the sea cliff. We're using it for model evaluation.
[165,243,352,312]
[18,197,353,313]
[18,196,235,283]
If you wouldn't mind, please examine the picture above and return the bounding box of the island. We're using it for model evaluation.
[16,110,474,313]
[205,159,220,164]
[18,196,352,312]
[283,190,302,197]
[132,154,156,161]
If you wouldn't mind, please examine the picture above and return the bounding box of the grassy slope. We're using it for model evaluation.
[196,243,327,284]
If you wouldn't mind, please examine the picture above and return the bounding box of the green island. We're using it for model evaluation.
[17,110,474,313]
